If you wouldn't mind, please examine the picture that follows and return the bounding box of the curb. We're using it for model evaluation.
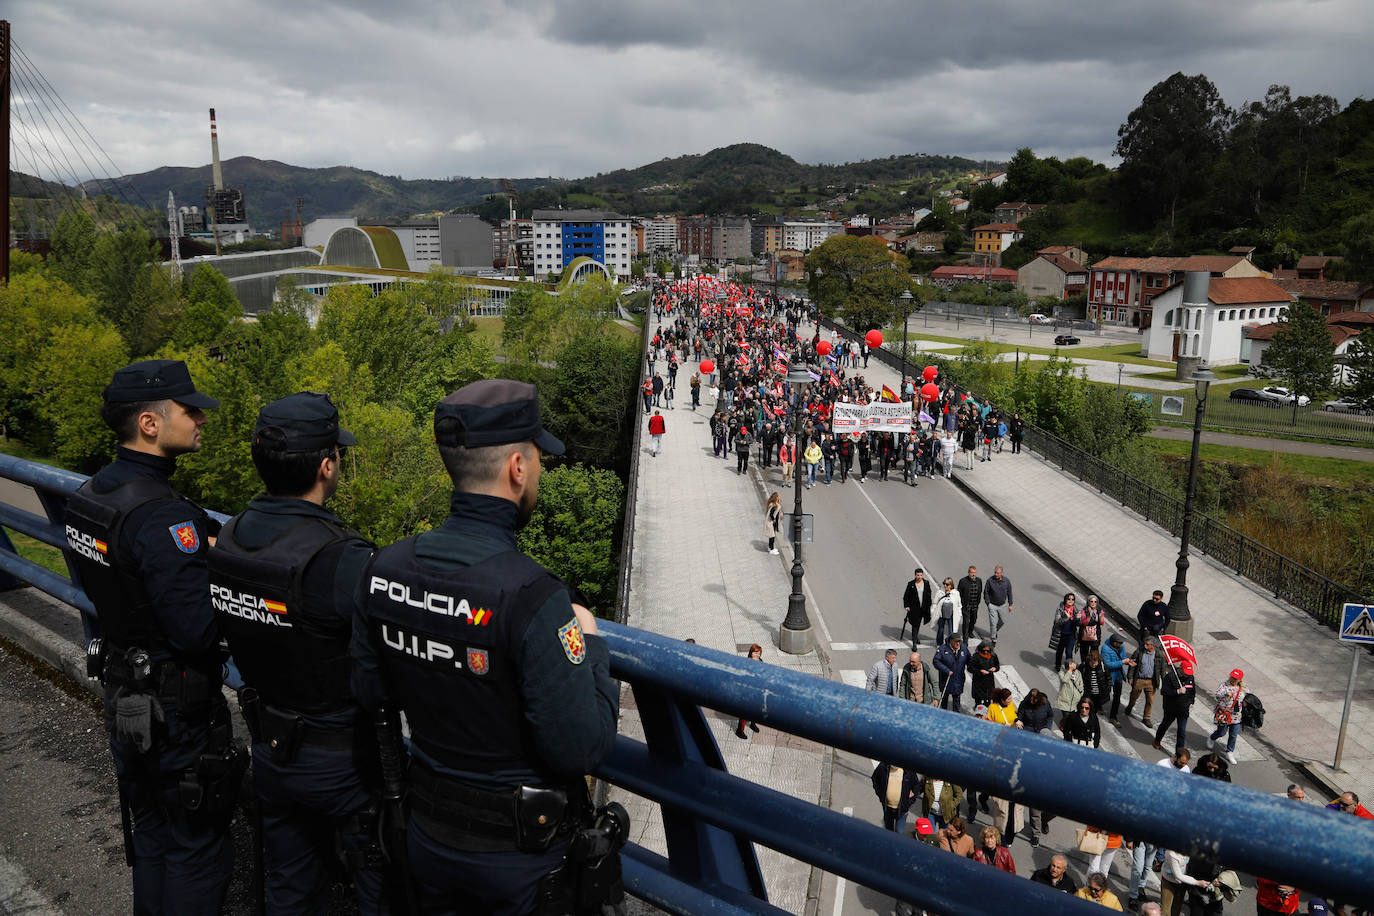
[948,462,1331,790]
[0,587,99,701]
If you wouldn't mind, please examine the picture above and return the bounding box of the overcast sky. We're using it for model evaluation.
[7,0,1371,183]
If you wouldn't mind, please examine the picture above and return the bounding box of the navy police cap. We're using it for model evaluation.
[255,392,356,451]
[433,379,565,456]
[103,359,219,409]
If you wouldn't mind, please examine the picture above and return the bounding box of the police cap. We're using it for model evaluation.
[103,359,219,409]
[255,392,356,451]
[434,379,565,456]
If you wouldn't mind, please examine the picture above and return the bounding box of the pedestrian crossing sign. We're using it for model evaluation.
[1339,603,1374,644]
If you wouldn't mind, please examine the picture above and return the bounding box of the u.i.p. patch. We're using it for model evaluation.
[557,619,585,665]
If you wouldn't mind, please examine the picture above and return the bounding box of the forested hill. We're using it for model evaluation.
[89,158,555,224]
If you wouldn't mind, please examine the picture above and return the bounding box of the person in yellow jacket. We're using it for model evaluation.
[803,439,823,489]
[1074,872,1125,909]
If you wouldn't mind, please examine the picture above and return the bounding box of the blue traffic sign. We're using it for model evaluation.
[1339,603,1374,644]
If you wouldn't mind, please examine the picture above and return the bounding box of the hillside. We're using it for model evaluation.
[88,158,556,225]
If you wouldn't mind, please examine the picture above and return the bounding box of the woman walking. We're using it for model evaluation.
[803,438,823,489]
[736,644,764,738]
[1050,593,1078,671]
[1062,696,1102,749]
[1054,661,1084,730]
[1081,649,1112,718]
[933,577,963,648]
[1077,594,1104,666]
[1208,669,1247,765]
[764,493,782,556]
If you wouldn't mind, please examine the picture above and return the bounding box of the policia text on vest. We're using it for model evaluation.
[353,379,624,915]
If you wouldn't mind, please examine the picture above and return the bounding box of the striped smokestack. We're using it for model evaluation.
[209,108,223,191]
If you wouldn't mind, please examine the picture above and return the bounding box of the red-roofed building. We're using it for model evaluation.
[972,222,1023,263]
[1277,278,1374,315]
[1038,245,1089,266]
[1088,254,1265,327]
[1244,311,1374,380]
[930,265,1017,289]
[1296,255,1336,280]
[1145,276,1293,364]
[993,202,1046,223]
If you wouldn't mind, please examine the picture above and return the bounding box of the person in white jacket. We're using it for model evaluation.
[933,577,963,647]
[1160,848,1213,916]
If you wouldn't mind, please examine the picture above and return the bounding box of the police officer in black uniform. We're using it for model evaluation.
[353,379,621,916]
[63,359,240,914]
[209,392,390,914]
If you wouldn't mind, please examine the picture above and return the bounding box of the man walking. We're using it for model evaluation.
[957,565,983,643]
[735,424,753,475]
[933,635,970,713]
[648,410,666,457]
[1124,638,1162,726]
[982,565,1013,643]
[902,568,933,648]
[1153,659,1197,754]
[866,648,900,696]
[1138,589,1170,642]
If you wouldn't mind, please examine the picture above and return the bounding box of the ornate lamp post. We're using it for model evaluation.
[780,365,815,655]
[1166,366,1217,641]
[898,288,914,386]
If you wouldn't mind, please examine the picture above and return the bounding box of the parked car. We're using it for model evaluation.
[1028,313,1051,324]
[1053,334,1081,345]
[921,245,938,253]
[1322,398,1370,414]
[1261,386,1310,406]
[1229,388,1280,407]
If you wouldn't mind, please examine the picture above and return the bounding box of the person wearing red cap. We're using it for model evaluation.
[1207,669,1247,764]
[1152,659,1196,754]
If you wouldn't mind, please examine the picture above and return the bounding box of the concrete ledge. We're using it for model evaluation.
[0,586,98,700]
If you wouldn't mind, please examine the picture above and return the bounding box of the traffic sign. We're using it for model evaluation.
[782,512,814,543]
[1339,603,1374,644]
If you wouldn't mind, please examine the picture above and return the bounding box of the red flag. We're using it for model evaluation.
[1159,635,1196,670]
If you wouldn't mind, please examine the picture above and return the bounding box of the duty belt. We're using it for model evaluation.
[407,760,575,854]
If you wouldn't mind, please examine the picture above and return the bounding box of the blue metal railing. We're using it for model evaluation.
[3,453,1373,911]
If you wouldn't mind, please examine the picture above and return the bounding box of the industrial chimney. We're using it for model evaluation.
[209,108,224,191]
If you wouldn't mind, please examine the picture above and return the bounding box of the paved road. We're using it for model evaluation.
[1148,425,1374,462]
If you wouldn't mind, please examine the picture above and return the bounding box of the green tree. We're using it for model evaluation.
[1116,73,1231,230]
[1345,329,1374,409]
[1340,211,1374,278]
[32,322,129,469]
[176,264,242,348]
[502,285,559,365]
[330,402,449,543]
[516,464,625,612]
[805,235,908,329]
[543,329,640,471]
[1261,302,1334,401]
[49,208,98,293]
[316,284,444,409]
[1077,387,1151,458]
[88,226,167,352]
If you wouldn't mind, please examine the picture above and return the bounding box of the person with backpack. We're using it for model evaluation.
[1208,669,1247,765]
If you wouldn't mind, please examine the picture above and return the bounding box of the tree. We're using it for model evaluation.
[516,464,625,611]
[49,208,98,293]
[543,328,640,472]
[176,264,241,348]
[32,322,129,469]
[1340,212,1374,279]
[1342,329,1374,409]
[87,226,167,353]
[805,235,908,329]
[1261,303,1334,401]
[1115,73,1231,231]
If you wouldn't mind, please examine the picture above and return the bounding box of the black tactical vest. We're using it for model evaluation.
[209,514,358,714]
[64,476,183,653]
[363,539,564,773]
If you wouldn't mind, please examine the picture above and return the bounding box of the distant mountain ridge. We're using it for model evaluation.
[12,143,988,225]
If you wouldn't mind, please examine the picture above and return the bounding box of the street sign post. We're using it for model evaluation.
[782,513,814,543]
[1334,603,1373,769]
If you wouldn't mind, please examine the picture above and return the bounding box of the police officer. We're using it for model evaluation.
[63,359,240,914]
[353,379,620,916]
[209,392,389,914]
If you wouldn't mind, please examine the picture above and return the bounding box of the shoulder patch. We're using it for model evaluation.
[169,521,200,553]
[557,618,586,665]
[466,648,490,676]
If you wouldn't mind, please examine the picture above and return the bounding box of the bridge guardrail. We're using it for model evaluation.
[4,455,1374,910]
[818,316,1369,629]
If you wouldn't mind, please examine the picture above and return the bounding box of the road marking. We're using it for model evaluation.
[839,669,868,690]
[832,807,853,916]
[830,640,912,652]
[852,479,925,570]
[0,855,62,915]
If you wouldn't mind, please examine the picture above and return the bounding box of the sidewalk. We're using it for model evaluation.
[615,393,826,915]
[839,329,1374,803]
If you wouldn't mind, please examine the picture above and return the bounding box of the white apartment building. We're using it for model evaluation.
[531,209,633,279]
[782,220,842,252]
[644,217,678,256]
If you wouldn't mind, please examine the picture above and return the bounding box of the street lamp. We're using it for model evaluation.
[780,365,815,655]
[1166,366,1217,642]
[898,288,915,387]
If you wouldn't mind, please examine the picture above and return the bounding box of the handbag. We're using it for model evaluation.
[1048,623,1062,651]
[1076,828,1109,856]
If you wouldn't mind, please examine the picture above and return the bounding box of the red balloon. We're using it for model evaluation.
[922,365,938,382]
[699,360,715,374]
[816,340,832,357]
[920,383,940,403]
[865,329,884,348]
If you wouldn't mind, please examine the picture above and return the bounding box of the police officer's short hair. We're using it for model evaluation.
[99,399,169,442]
[251,427,337,497]
[435,417,527,490]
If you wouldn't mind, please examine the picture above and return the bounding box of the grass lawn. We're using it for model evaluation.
[1143,437,1374,486]
[887,331,1175,369]
[1134,364,1254,382]
[3,530,69,579]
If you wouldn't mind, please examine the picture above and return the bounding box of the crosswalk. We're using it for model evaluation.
[836,663,1265,765]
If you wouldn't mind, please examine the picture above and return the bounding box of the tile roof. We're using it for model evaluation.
[1246,322,1362,347]
[1228,246,1256,254]
[1204,277,1295,305]
[1038,245,1075,254]
[1171,255,1247,273]
[1091,256,1180,273]
[995,202,1027,210]
[1277,278,1374,301]
[1033,253,1086,274]
[931,265,1018,281]
[974,222,1021,232]
[1296,255,1333,270]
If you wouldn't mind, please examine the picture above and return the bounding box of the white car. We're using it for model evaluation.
[1028,313,1052,324]
[1322,398,1369,414]
[1261,386,1310,406]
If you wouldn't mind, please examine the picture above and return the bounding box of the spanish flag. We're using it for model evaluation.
[881,385,900,403]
